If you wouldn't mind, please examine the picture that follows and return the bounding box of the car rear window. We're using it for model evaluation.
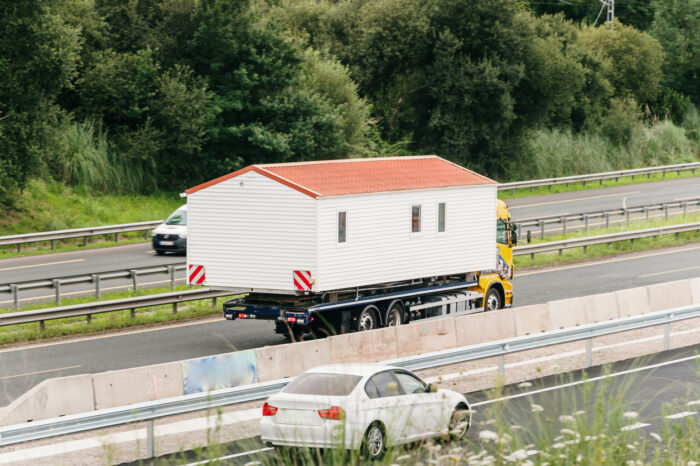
[284,373,362,396]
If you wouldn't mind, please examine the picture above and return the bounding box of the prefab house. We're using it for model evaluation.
[185,156,498,294]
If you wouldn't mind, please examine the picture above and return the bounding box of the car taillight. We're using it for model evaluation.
[262,402,278,416]
[318,406,345,421]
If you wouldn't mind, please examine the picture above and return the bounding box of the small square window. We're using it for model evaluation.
[338,211,347,243]
[411,205,421,233]
[438,203,446,232]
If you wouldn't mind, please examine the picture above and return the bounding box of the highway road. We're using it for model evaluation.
[0,177,698,307]
[118,344,700,465]
[1,242,699,406]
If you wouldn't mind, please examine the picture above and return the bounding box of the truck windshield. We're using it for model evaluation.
[166,210,187,226]
[497,220,507,245]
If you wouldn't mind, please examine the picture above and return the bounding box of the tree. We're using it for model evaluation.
[651,0,700,105]
[0,0,81,206]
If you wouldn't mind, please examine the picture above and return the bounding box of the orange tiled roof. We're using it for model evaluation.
[186,156,496,198]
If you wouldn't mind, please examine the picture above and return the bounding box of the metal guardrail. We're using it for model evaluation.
[0,220,163,252]
[0,288,233,328]
[2,303,698,447]
[514,198,700,239]
[499,162,700,192]
[514,222,700,258]
[0,263,186,309]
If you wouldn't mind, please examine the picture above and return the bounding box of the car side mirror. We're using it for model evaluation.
[429,383,438,393]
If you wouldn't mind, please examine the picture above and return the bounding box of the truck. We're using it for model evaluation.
[185,156,517,340]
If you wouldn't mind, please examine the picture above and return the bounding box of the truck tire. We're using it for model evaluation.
[484,287,502,311]
[357,305,380,331]
[385,301,404,327]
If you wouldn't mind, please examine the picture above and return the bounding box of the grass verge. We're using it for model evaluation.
[0,285,235,346]
[515,212,700,269]
[499,169,699,200]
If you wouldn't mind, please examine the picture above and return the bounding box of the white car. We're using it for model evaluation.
[260,364,470,460]
[152,205,187,255]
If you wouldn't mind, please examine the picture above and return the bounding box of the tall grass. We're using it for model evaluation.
[519,118,698,180]
[54,120,155,194]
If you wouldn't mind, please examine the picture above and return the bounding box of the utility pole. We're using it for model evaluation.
[598,0,615,30]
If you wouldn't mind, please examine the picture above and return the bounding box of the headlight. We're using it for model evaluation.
[179,233,187,239]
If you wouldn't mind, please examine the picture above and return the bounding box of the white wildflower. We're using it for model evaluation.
[576,454,583,462]
[559,415,576,423]
[554,435,564,441]
[552,442,566,449]
[584,435,598,441]
[648,432,661,442]
[574,410,585,416]
[396,455,412,462]
[479,430,498,442]
[623,411,638,419]
[627,444,636,451]
[505,449,528,461]
[522,461,534,466]
[687,462,698,466]
[560,428,577,436]
[531,403,544,413]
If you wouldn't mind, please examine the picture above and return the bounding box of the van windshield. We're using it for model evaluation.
[166,210,187,226]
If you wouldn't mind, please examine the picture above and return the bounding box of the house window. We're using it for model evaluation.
[411,205,421,233]
[438,203,446,232]
[338,211,347,243]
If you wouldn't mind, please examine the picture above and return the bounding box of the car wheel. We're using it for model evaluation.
[357,305,379,331]
[385,301,403,327]
[448,403,470,439]
[361,422,386,460]
[484,287,502,311]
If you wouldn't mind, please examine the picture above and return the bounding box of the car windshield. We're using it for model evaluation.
[284,373,362,396]
[166,210,187,226]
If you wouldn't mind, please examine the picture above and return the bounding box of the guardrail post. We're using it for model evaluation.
[539,220,545,239]
[683,201,687,216]
[645,206,649,221]
[511,189,515,195]
[586,338,593,368]
[648,173,652,179]
[584,215,589,232]
[172,302,178,314]
[130,270,138,291]
[51,240,55,250]
[526,230,531,244]
[677,169,681,176]
[114,233,119,243]
[168,265,176,290]
[599,179,603,186]
[212,297,217,307]
[11,284,19,310]
[498,354,505,376]
[663,204,669,220]
[561,217,567,235]
[83,236,88,247]
[144,229,149,240]
[53,279,61,306]
[604,212,610,229]
[625,209,630,225]
[87,314,91,324]
[131,308,136,319]
[582,180,586,187]
[40,320,45,332]
[92,274,101,300]
[664,321,670,351]
[17,243,21,253]
[146,420,155,458]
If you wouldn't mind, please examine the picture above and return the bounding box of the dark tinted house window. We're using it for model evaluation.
[370,371,402,397]
[365,379,380,399]
[284,373,361,396]
[438,203,446,232]
[338,211,347,243]
[411,205,421,233]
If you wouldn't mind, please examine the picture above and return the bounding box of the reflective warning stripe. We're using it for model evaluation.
[189,264,205,285]
[293,270,312,291]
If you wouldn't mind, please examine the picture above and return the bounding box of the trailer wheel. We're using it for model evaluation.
[385,301,404,327]
[484,287,502,311]
[357,305,379,331]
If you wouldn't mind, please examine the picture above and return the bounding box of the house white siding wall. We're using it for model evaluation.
[315,186,497,291]
[187,171,317,292]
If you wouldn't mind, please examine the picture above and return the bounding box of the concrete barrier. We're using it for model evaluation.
[513,304,551,336]
[257,338,333,381]
[93,362,184,410]
[582,292,620,323]
[615,286,650,317]
[395,318,457,358]
[454,309,516,346]
[0,374,94,426]
[647,279,693,312]
[182,350,258,395]
[330,326,399,364]
[548,296,587,329]
[692,277,700,304]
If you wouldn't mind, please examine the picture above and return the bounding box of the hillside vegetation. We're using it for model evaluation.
[1,0,698,212]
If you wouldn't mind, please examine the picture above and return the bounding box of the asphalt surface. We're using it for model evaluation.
[126,344,700,465]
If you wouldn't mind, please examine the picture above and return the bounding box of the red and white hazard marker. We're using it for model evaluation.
[293,270,312,291]
[188,264,206,285]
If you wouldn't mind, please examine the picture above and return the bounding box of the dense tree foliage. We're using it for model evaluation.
[0,0,696,208]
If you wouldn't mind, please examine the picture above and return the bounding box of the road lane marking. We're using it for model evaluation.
[639,265,700,278]
[621,423,650,431]
[509,191,640,209]
[0,365,81,381]
[471,353,700,407]
[0,259,85,272]
[185,448,274,466]
[675,196,700,201]
[517,244,700,277]
[665,411,697,419]
[0,278,187,305]
[516,213,570,222]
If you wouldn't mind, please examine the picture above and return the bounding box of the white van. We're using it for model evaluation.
[152,205,187,255]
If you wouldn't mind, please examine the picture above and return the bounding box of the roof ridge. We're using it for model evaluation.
[258,155,438,168]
